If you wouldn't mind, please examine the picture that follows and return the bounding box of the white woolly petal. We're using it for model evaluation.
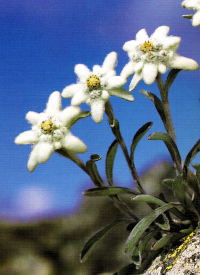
[129,73,143,92]
[101,90,110,101]
[46,91,62,114]
[62,133,87,153]
[26,111,43,125]
[37,142,54,163]
[162,37,181,50]
[93,65,103,75]
[135,61,144,73]
[143,63,158,85]
[90,100,105,123]
[123,40,139,52]
[60,106,81,126]
[192,12,200,26]
[105,70,116,78]
[71,90,88,105]
[62,84,82,98]
[168,55,199,71]
[102,52,117,73]
[106,76,127,89]
[75,64,91,80]
[151,26,170,39]
[120,61,136,78]
[27,147,39,173]
[182,0,199,9]
[158,63,167,74]
[27,142,54,172]
[136,29,149,42]
[15,130,38,145]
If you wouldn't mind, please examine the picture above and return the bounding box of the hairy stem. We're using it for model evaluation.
[156,73,182,174]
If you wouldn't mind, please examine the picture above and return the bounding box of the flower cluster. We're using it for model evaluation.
[121,26,199,91]
[15,91,87,172]
[15,25,199,172]
[62,52,134,123]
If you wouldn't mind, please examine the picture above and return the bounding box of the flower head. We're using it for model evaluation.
[182,0,200,26]
[122,26,199,91]
[15,91,87,172]
[62,52,134,123]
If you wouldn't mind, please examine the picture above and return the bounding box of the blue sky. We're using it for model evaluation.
[0,0,199,220]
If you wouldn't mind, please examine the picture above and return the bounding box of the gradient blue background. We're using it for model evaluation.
[0,0,199,221]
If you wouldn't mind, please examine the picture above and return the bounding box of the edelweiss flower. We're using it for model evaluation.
[122,26,199,91]
[62,52,134,123]
[15,91,87,172]
[182,0,200,26]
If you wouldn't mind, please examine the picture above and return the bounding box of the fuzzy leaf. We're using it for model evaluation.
[187,168,200,194]
[132,230,156,265]
[163,69,181,95]
[124,203,180,254]
[182,14,193,19]
[152,233,175,250]
[184,139,200,171]
[106,140,118,186]
[140,90,166,123]
[132,195,170,230]
[132,246,140,265]
[155,213,170,230]
[110,87,134,101]
[130,122,153,163]
[132,195,166,206]
[172,175,187,205]
[132,193,185,221]
[192,164,200,184]
[83,186,139,197]
[81,219,124,262]
[147,132,182,171]
[86,154,104,187]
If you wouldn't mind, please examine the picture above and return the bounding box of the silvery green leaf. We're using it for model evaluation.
[184,139,200,171]
[125,203,180,254]
[106,139,118,186]
[130,122,153,163]
[151,233,175,250]
[83,187,139,197]
[148,132,182,172]
[163,69,181,96]
[110,87,134,101]
[81,219,125,263]
[86,154,104,187]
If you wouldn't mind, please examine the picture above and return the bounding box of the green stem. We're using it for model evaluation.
[156,73,182,174]
[156,73,176,143]
[105,101,146,194]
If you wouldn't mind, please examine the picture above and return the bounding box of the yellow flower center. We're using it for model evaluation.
[87,75,100,89]
[140,41,154,53]
[41,120,53,132]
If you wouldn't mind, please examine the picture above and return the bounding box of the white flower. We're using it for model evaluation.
[15,91,87,172]
[182,0,200,26]
[122,26,199,91]
[62,52,134,123]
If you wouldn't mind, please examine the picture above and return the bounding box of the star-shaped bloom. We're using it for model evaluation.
[182,0,200,26]
[15,91,88,172]
[121,26,199,91]
[62,52,134,123]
